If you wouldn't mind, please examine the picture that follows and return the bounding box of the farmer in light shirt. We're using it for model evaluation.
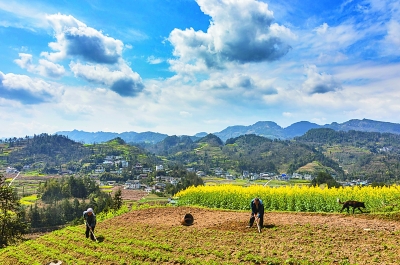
[83,208,96,240]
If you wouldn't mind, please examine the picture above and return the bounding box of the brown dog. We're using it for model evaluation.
[337,198,365,213]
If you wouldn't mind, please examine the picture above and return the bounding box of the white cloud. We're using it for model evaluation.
[14,53,65,78]
[0,1,48,29]
[179,111,192,118]
[302,65,342,95]
[312,22,364,50]
[314,23,329,35]
[381,19,400,55]
[37,14,145,97]
[147,56,163,64]
[0,71,64,104]
[168,0,295,73]
[69,61,144,97]
[42,13,124,64]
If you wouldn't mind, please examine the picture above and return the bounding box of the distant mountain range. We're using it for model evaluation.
[57,119,400,144]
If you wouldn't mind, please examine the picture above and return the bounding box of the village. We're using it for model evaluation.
[4,153,369,197]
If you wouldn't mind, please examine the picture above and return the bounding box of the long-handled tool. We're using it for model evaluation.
[85,220,98,242]
[255,216,261,233]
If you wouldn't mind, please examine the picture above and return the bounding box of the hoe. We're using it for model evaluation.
[85,220,98,243]
[256,217,261,233]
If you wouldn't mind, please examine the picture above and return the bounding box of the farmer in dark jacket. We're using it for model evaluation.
[248,197,264,228]
[83,208,96,240]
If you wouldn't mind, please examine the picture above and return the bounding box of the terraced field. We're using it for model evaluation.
[1,207,400,265]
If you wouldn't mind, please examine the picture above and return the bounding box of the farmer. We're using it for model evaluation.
[83,208,96,240]
[248,197,264,228]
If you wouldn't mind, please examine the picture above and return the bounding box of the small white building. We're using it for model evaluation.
[95,166,105,174]
[124,180,141,189]
[143,168,152,173]
[121,161,129,168]
[196,171,205,177]
[6,167,18,173]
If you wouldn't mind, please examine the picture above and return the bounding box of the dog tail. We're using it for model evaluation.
[337,198,343,204]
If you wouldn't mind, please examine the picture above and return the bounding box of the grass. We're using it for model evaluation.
[138,193,169,203]
[202,176,311,187]
[100,185,114,189]
[20,194,39,205]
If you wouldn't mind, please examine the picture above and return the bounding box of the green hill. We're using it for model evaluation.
[160,134,343,177]
[295,129,400,181]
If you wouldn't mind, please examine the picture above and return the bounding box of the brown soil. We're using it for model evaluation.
[103,207,400,264]
[119,206,400,232]
[111,187,147,201]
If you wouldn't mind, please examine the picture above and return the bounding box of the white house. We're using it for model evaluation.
[170,179,179,185]
[121,161,129,168]
[95,166,105,174]
[6,167,18,173]
[156,165,164,171]
[124,180,141,189]
[196,171,205,177]
[143,168,152,173]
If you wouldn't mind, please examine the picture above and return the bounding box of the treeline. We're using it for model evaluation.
[0,175,29,247]
[39,176,99,202]
[28,176,122,229]
[296,128,400,152]
[163,167,204,195]
[28,191,119,228]
[8,133,91,169]
[295,129,400,182]
[160,134,344,177]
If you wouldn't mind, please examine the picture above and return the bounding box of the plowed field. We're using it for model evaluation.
[1,207,400,265]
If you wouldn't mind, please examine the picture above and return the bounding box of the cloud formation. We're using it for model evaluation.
[69,62,144,97]
[14,53,65,78]
[42,14,123,64]
[302,65,342,95]
[38,13,144,97]
[0,71,63,104]
[168,0,294,72]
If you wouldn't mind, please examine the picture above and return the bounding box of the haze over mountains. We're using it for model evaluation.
[56,119,400,144]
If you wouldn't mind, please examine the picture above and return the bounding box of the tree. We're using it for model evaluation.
[0,175,29,247]
[311,172,341,188]
[113,188,123,210]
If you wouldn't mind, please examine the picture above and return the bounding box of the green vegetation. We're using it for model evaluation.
[4,129,400,185]
[19,194,38,205]
[296,129,400,182]
[0,176,29,247]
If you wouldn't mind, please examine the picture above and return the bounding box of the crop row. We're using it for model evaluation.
[175,184,400,212]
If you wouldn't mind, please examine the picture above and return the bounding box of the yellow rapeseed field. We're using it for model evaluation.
[175,184,400,212]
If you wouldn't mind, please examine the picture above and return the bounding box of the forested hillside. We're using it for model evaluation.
[7,134,91,173]
[3,130,400,182]
[295,129,400,181]
[2,134,162,176]
[156,134,344,178]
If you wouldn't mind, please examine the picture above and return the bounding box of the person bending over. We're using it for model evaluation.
[248,197,264,229]
[83,208,96,240]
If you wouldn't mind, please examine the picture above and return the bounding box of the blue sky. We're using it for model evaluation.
[0,0,399,138]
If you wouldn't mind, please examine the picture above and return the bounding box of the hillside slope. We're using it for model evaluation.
[295,129,400,181]
[1,207,399,265]
[163,134,343,177]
